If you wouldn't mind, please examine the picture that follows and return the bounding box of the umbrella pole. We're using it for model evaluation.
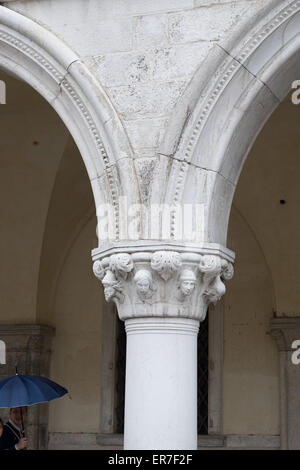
[20,407,25,437]
[15,367,25,436]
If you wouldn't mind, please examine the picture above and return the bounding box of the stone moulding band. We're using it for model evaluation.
[125,318,200,336]
[92,241,235,264]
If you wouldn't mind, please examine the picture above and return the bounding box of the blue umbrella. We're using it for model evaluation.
[0,374,68,408]
[0,372,68,435]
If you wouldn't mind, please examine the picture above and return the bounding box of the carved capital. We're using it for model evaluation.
[93,244,234,322]
[151,251,182,281]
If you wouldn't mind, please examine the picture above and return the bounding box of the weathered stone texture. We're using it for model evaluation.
[169,3,258,43]
[134,14,169,49]
[5,0,267,160]
[108,81,186,120]
[124,118,167,157]
[86,42,213,87]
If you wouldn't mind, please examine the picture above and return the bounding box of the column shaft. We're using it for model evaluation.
[124,318,199,450]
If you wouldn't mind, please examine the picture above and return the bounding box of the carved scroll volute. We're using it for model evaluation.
[221,259,234,281]
[151,251,182,281]
[93,260,105,281]
[199,255,233,305]
[109,253,134,280]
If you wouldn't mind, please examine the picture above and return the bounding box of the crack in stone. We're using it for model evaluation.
[66,58,79,74]
[158,152,236,186]
[216,43,281,104]
[51,58,80,102]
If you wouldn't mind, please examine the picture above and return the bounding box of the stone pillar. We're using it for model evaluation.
[0,324,54,450]
[270,318,300,450]
[124,317,198,449]
[93,244,234,450]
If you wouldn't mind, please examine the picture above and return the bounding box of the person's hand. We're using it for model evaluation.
[16,437,27,450]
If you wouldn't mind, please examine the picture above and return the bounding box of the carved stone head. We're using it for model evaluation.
[179,269,197,297]
[102,270,124,303]
[134,269,154,299]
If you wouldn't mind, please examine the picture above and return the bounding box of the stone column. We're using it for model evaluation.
[0,324,54,450]
[93,244,234,450]
[270,318,300,450]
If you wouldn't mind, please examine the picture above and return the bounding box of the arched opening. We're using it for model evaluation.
[225,92,300,449]
[0,65,105,449]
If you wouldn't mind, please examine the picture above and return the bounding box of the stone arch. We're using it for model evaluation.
[0,6,139,243]
[158,0,300,246]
